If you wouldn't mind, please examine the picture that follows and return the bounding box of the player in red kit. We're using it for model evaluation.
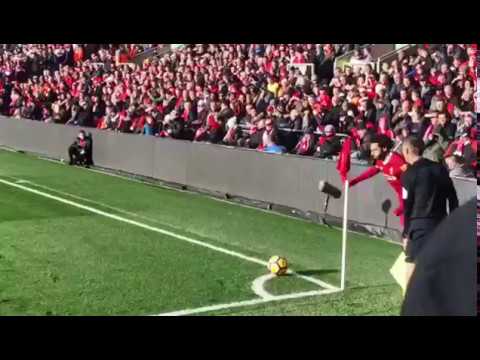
[347,135,408,226]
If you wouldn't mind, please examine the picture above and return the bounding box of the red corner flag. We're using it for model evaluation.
[337,137,352,183]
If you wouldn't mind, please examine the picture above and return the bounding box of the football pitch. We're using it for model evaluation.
[0,149,403,316]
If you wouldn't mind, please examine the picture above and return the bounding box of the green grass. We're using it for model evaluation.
[0,149,403,315]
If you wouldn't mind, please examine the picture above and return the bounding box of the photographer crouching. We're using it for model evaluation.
[68,130,93,167]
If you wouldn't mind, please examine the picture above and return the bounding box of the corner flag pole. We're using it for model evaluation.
[340,180,349,291]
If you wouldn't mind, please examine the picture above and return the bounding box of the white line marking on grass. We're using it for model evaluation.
[0,146,19,153]
[156,288,341,316]
[0,178,338,292]
[12,178,167,226]
[251,274,276,299]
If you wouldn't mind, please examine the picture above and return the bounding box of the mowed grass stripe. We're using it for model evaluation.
[0,150,404,315]
[0,150,346,282]
[0,178,333,316]
[0,182,266,315]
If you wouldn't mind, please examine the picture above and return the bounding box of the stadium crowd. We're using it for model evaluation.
[0,43,476,178]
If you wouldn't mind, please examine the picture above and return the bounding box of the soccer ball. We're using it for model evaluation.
[268,256,288,276]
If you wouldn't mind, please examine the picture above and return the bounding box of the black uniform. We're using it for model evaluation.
[401,198,476,316]
[401,158,459,263]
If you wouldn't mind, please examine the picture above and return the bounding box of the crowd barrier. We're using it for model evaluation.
[0,116,475,242]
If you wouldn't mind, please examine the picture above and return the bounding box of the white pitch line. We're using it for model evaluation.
[0,178,338,292]
[251,274,276,299]
[21,179,335,283]
[156,288,341,316]
[12,178,168,226]
[0,146,19,153]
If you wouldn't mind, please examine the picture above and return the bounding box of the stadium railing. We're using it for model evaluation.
[133,45,172,65]
[375,44,418,73]
[289,63,315,80]
[333,44,395,71]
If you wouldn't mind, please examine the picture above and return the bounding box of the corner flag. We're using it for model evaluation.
[337,137,352,183]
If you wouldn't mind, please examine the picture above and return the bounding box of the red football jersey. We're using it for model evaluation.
[374,152,407,189]
[349,151,407,226]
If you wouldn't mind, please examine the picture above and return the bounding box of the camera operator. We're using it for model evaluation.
[68,130,92,167]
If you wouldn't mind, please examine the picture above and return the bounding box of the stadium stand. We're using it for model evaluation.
[0,44,476,176]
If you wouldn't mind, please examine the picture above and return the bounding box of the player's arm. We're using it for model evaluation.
[349,166,380,187]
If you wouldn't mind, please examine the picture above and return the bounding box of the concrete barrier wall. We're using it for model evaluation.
[1,117,475,240]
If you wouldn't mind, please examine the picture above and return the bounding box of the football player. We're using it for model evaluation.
[347,134,408,226]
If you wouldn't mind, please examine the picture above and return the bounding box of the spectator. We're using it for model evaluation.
[314,124,342,159]
[423,126,449,163]
[222,116,240,146]
[261,118,278,149]
[408,105,428,138]
[143,115,156,136]
[0,43,475,170]
[437,112,456,141]
[351,122,374,161]
[444,154,474,178]
[294,127,316,156]
[392,100,412,130]
[374,99,391,123]
[394,125,411,149]
[249,119,266,148]
[446,125,476,170]
[204,102,223,143]
[41,107,53,123]
[288,109,302,131]
[377,115,394,139]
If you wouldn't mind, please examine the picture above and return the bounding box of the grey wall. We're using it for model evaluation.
[1,117,475,241]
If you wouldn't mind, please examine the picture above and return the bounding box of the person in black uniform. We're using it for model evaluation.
[401,198,476,316]
[400,136,459,287]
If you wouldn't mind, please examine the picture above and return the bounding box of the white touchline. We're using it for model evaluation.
[155,288,341,316]
[0,178,338,294]
[20,179,340,285]
[0,146,18,153]
[12,178,170,226]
